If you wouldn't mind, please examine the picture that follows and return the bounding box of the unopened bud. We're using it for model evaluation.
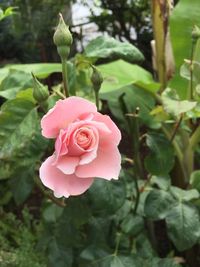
[32,73,49,103]
[192,25,200,42]
[53,13,72,59]
[91,66,103,92]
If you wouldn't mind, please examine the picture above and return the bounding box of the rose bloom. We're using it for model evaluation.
[39,96,121,198]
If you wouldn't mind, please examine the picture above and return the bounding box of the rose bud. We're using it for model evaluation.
[53,13,73,60]
[32,73,49,103]
[91,66,103,92]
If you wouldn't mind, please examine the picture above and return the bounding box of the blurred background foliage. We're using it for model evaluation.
[0,0,153,66]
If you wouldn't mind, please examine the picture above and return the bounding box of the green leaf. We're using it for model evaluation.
[16,88,35,103]
[81,251,142,267]
[88,179,126,216]
[102,85,159,129]
[190,170,200,192]
[169,0,200,98]
[166,203,200,251]
[121,214,144,236]
[151,175,171,190]
[4,7,18,17]
[144,258,182,267]
[144,189,175,220]
[87,216,114,247]
[110,256,141,267]
[84,36,144,63]
[144,133,175,175]
[9,168,35,205]
[48,239,72,267]
[80,245,110,263]
[0,63,62,82]
[0,6,17,21]
[43,204,64,223]
[0,98,47,180]
[0,70,33,99]
[98,60,160,95]
[170,187,200,202]
[55,197,91,248]
[161,88,197,116]
[135,233,157,259]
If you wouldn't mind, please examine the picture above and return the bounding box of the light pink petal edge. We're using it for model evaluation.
[56,156,80,174]
[75,144,121,180]
[41,97,97,138]
[92,113,121,145]
[39,155,94,197]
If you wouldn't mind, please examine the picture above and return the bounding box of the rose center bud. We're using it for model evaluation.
[75,127,93,150]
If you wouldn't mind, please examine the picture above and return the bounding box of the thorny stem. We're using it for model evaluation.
[131,108,143,214]
[131,108,144,179]
[120,96,143,214]
[170,114,183,143]
[61,58,69,97]
[139,174,152,193]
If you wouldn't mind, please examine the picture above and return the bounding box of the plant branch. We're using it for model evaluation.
[133,176,140,214]
[139,174,152,193]
[114,233,121,256]
[94,90,99,111]
[189,40,195,100]
[130,108,144,214]
[61,58,69,97]
[131,108,144,179]
[170,114,183,143]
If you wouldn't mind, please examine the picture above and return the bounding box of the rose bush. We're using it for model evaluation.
[39,96,121,198]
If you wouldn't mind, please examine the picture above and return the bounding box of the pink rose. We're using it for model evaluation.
[39,96,121,198]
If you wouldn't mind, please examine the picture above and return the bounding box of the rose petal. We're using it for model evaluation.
[66,175,94,196]
[79,148,97,165]
[67,122,100,156]
[39,155,94,197]
[92,113,121,145]
[56,156,79,174]
[55,129,68,158]
[41,97,97,138]
[75,144,121,180]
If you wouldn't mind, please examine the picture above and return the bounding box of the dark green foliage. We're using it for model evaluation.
[0,209,46,267]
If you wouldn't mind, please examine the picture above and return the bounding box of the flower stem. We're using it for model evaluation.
[131,108,143,214]
[133,176,140,214]
[189,40,195,100]
[95,90,99,111]
[132,108,144,179]
[61,58,69,98]
[114,233,121,256]
[170,114,183,143]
